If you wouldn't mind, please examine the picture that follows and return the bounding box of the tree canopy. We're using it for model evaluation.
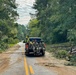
[0,0,26,51]
[29,0,76,44]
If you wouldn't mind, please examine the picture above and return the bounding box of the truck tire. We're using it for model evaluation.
[25,52,29,56]
[42,51,45,56]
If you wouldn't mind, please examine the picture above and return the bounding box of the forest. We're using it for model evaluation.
[0,0,26,52]
[0,0,76,64]
[29,0,76,44]
[28,0,76,64]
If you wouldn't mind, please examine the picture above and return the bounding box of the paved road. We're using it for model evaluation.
[27,56,57,75]
[0,42,57,75]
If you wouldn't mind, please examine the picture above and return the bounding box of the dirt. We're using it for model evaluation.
[0,44,20,73]
[36,52,76,75]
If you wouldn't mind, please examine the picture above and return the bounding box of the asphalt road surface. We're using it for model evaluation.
[0,42,57,75]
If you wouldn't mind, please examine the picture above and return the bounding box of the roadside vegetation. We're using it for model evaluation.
[46,44,76,66]
[28,0,76,66]
[0,0,27,52]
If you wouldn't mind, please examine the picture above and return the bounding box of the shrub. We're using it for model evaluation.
[70,54,76,62]
[8,38,19,44]
[0,42,8,49]
[56,50,68,58]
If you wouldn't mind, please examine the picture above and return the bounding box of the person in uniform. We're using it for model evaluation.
[26,35,30,43]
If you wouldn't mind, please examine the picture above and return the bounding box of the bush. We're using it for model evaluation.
[70,54,76,62]
[55,50,68,58]
[65,56,76,66]
[0,42,8,53]
[13,39,19,44]
[0,42,8,49]
[8,38,19,44]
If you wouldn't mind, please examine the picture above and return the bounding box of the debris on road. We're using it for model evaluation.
[0,44,20,73]
[36,52,76,75]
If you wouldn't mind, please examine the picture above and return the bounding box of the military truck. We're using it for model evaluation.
[25,37,45,56]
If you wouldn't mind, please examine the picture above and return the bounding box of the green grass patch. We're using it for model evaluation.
[46,42,71,52]
[8,43,17,47]
[0,43,17,53]
[46,43,76,66]
[9,44,16,47]
[0,49,5,53]
[46,44,68,59]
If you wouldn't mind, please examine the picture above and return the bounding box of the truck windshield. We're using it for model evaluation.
[29,38,41,43]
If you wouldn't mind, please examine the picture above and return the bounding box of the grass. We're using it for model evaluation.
[0,43,17,54]
[46,42,72,52]
[46,43,76,66]
[46,43,69,59]
[46,44,68,58]
[0,49,5,53]
[9,44,16,47]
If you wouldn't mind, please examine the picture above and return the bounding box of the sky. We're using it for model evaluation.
[16,0,35,25]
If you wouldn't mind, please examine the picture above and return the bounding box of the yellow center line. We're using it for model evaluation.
[29,65,35,74]
[24,57,29,75]
[24,57,35,75]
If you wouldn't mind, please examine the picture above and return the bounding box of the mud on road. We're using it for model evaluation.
[0,43,76,75]
[0,45,20,73]
[36,52,76,75]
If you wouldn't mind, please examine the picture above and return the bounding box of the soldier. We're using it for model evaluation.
[25,35,30,50]
[26,35,30,43]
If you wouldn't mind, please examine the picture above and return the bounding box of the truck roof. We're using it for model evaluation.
[29,37,41,39]
[29,37,41,42]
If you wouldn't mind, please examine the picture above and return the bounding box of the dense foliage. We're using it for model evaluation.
[17,24,27,41]
[29,0,76,44]
[0,0,26,51]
